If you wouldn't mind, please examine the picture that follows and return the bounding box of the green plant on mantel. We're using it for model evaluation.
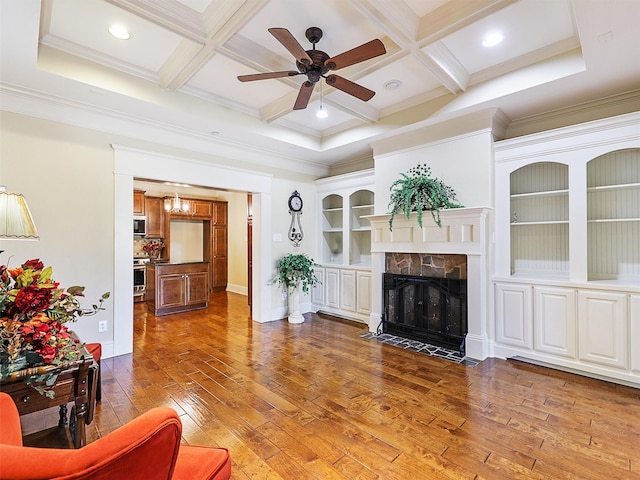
[388,163,463,231]
[274,253,319,294]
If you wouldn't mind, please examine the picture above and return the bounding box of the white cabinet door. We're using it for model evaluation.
[534,286,577,358]
[311,267,325,306]
[629,295,639,374]
[495,283,533,349]
[324,268,340,309]
[578,290,628,369]
[340,269,356,312]
[356,271,372,316]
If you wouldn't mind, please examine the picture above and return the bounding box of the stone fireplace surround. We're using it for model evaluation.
[367,207,492,360]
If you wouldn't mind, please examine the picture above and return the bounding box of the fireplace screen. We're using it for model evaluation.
[383,273,467,352]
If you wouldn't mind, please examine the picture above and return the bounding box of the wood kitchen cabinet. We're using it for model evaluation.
[133,190,145,216]
[146,262,209,316]
[168,199,212,218]
[211,201,228,291]
[144,196,164,238]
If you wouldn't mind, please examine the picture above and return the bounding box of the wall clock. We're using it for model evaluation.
[288,190,304,247]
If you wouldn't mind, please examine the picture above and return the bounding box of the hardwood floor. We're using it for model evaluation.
[87,291,640,479]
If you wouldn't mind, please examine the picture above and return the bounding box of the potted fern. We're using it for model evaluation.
[274,253,319,323]
[388,163,463,230]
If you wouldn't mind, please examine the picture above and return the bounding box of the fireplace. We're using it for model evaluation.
[367,207,492,360]
[383,239,469,352]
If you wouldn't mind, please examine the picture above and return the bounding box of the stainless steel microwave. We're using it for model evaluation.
[133,217,146,236]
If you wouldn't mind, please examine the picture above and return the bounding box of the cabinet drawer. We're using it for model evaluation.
[1,377,74,415]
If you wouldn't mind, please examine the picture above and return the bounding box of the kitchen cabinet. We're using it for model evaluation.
[144,196,164,238]
[211,201,228,291]
[133,190,145,216]
[146,262,209,316]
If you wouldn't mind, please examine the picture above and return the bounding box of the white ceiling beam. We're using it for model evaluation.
[423,41,470,92]
[349,0,518,95]
[114,0,269,91]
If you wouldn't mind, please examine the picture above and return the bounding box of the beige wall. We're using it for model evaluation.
[0,111,319,357]
[0,112,114,346]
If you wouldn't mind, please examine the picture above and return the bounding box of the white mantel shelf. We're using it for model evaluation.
[367,207,494,361]
[366,207,492,256]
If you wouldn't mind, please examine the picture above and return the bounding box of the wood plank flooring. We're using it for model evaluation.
[86,292,640,479]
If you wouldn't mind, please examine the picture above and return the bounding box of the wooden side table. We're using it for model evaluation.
[0,343,97,449]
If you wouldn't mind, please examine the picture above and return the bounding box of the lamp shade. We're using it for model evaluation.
[0,186,39,239]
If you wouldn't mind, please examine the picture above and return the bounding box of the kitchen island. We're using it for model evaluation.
[145,262,209,316]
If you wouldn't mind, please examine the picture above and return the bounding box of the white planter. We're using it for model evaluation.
[287,285,304,324]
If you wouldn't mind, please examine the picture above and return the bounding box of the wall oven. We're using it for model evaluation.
[133,258,148,300]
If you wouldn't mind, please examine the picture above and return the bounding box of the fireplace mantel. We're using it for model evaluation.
[367,207,493,360]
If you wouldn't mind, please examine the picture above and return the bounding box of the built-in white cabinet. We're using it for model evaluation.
[311,267,325,306]
[495,283,533,349]
[494,112,640,387]
[313,170,374,323]
[356,271,372,316]
[313,265,372,323]
[534,286,576,359]
[578,290,628,370]
[632,295,640,374]
[324,267,340,309]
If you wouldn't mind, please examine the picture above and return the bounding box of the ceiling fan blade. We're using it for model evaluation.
[293,81,315,110]
[268,28,313,65]
[237,71,300,82]
[325,75,375,102]
[325,39,386,70]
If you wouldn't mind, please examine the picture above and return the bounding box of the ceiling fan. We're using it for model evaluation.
[238,27,386,111]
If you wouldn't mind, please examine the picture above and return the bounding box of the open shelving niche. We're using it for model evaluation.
[587,149,640,283]
[509,161,570,279]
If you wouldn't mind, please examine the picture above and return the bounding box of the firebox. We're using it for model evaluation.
[383,273,468,352]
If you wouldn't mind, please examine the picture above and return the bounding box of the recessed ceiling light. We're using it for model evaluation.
[482,31,503,47]
[384,80,402,90]
[108,24,131,40]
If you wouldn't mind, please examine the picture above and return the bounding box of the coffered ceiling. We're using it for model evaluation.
[1,0,639,174]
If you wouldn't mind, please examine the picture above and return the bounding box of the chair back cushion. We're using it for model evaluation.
[0,392,23,446]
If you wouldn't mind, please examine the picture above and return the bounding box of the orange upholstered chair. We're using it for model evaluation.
[0,392,231,480]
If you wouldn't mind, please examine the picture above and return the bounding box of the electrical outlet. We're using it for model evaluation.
[98,320,107,333]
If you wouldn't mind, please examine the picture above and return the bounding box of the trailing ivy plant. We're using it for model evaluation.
[388,163,463,230]
[274,253,319,294]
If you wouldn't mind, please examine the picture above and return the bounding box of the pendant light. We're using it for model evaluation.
[164,192,191,214]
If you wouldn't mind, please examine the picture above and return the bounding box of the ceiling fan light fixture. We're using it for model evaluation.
[108,24,131,40]
[482,30,504,47]
[316,105,328,118]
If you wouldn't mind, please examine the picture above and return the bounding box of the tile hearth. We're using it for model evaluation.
[360,332,479,367]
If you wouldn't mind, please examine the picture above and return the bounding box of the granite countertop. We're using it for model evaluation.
[148,260,209,266]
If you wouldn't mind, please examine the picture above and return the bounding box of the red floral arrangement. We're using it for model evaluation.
[0,259,109,372]
[142,239,164,256]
